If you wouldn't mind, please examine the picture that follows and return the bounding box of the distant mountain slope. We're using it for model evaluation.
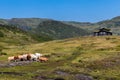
[1,16,120,39]
[35,20,89,39]
[64,16,120,35]
[63,21,97,32]
[97,16,120,27]
[0,18,90,39]
[63,21,94,27]
[96,16,120,35]
[0,24,53,45]
[8,18,51,28]
[0,24,35,45]
[0,19,8,25]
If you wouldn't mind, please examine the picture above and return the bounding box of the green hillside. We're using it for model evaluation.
[64,16,120,35]
[1,16,120,39]
[0,18,91,39]
[0,24,53,46]
[0,24,35,45]
[97,16,120,35]
[63,21,98,31]
[35,20,89,39]
[8,18,51,28]
[0,36,120,80]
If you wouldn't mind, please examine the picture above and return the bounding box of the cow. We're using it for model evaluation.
[8,56,19,62]
[22,54,28,61]
[13,56,19,62]
[8,56,14,62]
[34,53,43,59]
[27,54,37,61]
[8,53,44,62]
[38,57,48,62]
[18,55,24,61]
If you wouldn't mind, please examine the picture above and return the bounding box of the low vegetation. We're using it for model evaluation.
[0,36,120,80]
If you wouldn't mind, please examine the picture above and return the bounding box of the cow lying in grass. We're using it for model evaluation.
[38,57,48,62]
[8,56,15,62]
[8,56,20,62]
[8,53,48,62]
[27,54,38,61]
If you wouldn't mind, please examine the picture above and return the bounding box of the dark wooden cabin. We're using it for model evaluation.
[94,28,112,36]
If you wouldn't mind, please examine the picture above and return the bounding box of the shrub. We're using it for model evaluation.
[0,31,4,37]
[44,54,51,58]
[0,49,7,55]
[0,52,7,55]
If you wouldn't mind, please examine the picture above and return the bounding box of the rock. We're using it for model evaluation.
[34,75,54,80]
[34,76,47,80]
[55,70,69,76]
[54,78,65,80]
[75,74,93,80]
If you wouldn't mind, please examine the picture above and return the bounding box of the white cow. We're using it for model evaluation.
[8,56,14,62]
[22,54,28,61]
[28,54,38,61]
[34,53,43,59]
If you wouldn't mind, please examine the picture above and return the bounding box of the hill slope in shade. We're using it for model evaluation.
[35,20,89,39]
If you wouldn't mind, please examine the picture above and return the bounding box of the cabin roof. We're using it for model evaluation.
[94,28,111,33]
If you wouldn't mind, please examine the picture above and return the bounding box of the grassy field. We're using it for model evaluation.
[0,36,120,80]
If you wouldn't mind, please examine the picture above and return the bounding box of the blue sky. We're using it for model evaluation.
[0,0,120,22]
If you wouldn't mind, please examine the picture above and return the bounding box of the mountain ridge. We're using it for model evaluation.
[1,16,120,39]
[0,18,90,39]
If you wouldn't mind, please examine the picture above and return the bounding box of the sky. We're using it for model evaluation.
[0,0,120,22]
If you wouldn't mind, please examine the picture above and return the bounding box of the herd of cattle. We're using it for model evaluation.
[8,53,48,62]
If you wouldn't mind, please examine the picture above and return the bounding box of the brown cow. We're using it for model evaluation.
[38,57,48,62]
[8,56,14,62]
[8,56,19,62]
[18,55,24,61]
[14,56,19,62]
[27,54,31,61]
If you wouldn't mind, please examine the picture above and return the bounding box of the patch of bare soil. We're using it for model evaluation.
[0,61,33,67]
[34,70,94,80]
[0,72,25,76]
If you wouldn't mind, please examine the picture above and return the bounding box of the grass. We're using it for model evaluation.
[0,36,120,79]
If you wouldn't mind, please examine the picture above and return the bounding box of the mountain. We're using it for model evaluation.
[1,16,120,39]
[0,24,35,45]
[63,21,96,32]
[0,18,90,39]
[63,21,94,27]
[97,16,120,26]
[0,24,53,46]
[34,20,89,39]
[96,16,120,35]
[64,16,120,35]
[8,18,51,28]
[0,19,8,24]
